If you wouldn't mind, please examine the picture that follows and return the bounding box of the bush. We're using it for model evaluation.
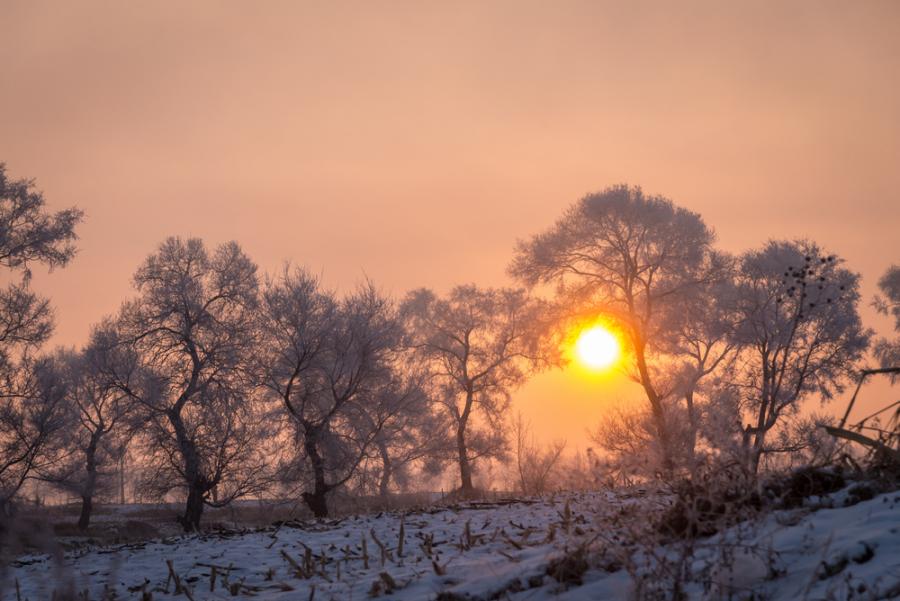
[657,465,761,539]
[775,466,845,509]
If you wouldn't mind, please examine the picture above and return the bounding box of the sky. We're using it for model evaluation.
[2,1,899,449]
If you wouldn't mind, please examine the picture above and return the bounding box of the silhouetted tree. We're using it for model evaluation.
[0,164,81,510]
[107,238,269,531]
[732,241,870,473]
[401,285,546,493]
[40,340,137,530]
[511,185,726,471]
[366,382,452,497]
[0,357,68,513]
[258,270,419,517]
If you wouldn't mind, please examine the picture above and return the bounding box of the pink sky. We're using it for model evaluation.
[2,1,898,447]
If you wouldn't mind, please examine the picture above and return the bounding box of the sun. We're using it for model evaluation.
[575,325,620,370]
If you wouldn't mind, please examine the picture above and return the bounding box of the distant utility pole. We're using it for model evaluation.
[119,453,126,505]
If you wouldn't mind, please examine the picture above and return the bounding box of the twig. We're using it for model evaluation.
[165,559,183,594]
[280,549,305,578]
[370,528,393,565]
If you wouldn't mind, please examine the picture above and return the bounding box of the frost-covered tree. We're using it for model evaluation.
[107,238,269,530]
[258,270,419,517]
[401,286,546,493]
[0,357,68,512]
[40,338,137,530]
[873,265,900,375]
[368,388,452,497]
[0,164,81,509]
[344,348,451,499]
[732,241,870,473]
[589,282,740,478]
[510,185,726,470]
[660,276,741,465]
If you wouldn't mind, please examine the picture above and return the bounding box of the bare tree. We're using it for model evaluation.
[0,357,68,512]
[363,359,452,497]
[258,270,415,517]
[106,238,268,531]
[40,340,137,530]
[341,353,451,500]
[401,285,547,494]
[732,241,870,473]
[0,164,82,510]
[510,185,726,471]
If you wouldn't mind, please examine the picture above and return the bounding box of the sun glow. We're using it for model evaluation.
[575,325,621,370]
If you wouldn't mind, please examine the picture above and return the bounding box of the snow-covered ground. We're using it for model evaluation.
[4,487,899,600]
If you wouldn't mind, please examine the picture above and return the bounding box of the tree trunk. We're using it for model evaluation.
[118,453,126,504]
[455,387,476,493]
[78,495,93,530]
[750,446,764,475]
[169,409,207,532]
[457,425,473,492]
[302,490,329,518]
[0,497,14,519]
[378,441,392,498]
[685,390,698,472]
[302,427,331,518]
[745,396,772,475]
[79,434,100,531]
[179,482,206,532]
[634,337,672,472]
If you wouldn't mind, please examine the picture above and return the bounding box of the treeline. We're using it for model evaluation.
[1,165,897,531]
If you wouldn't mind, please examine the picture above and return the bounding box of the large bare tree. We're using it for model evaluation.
[510,185,726,471]
[106,238,268,530]
[258,270,418,517]
[401,285,546,493]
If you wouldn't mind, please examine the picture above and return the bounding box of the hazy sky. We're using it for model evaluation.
[2,1,898,447]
